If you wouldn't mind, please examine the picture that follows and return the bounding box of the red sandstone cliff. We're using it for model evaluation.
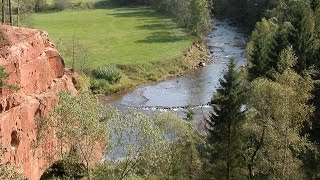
[0,25,78,179]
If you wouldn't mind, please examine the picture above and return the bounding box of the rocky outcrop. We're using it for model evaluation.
[0,25,78,179]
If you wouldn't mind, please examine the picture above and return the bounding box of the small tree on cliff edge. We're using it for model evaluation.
[36,92,109,178]
[207,59,247,179]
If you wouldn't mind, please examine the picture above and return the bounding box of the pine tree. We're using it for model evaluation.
[207,59,246,179]
[247,18,278,79]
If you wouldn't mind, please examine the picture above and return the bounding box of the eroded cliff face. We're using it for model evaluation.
[0,25,77,180]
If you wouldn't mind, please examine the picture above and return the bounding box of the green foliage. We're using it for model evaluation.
[7,83,20,91]
[0,67,8,87]
[189,0,212,37]
[92,66,122,84]
[54,0,71,11]
[244,47,315,179]
[74,74,91,92]
[34,0,47,12]
[247,18,278,79]
[207,59,247,179]
[185,105,195,122]
[0,146,25,180]
[247,0,320,79]
[37,92,109,178]
[92,110,204,179]
[89,78,111,94]
[112,0,212,37]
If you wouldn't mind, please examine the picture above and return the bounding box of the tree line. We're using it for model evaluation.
[206,0,320,179]
[112,0,212,38]
[0,0,68,26]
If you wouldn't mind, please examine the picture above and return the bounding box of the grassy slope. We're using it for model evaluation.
[31,7,193,68]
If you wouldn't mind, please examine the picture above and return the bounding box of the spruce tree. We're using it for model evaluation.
[207,59,246,179]
[247,18,278,79]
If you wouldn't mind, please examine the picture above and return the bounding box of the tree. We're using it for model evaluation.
[243,47,314,179]
[0,146,24,180]
[284,0,318,72]
[13,0,35,27]
[16,0,19,26]
[8,0,11,24]
[36,92,109,178]
[54,0,70,11]
[247,18,278,79]
[93,111,203,179]
[190,0,211,37]
[1,0,5,23]
[207,59,247,179]
[34,0,46,12]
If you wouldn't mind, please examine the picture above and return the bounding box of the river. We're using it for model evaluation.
[104,19,248,130]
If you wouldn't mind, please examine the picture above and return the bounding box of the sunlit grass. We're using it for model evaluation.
[30,7,193,68]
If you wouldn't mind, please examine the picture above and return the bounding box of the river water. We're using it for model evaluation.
[104,19,248,130]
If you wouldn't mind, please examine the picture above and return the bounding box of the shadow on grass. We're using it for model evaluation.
[136,23,176,30]
[93,0,146,9]
[107,8,165,20]
[135,31,189,43]
[94,1,191,44]
[135,23,190,44]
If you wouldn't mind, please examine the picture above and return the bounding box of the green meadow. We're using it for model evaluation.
[30,7,194,68]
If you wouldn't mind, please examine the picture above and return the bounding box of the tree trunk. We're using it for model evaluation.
[8,0,11,24]
[227,122,231,180]
[282,127,288,179]
[248,129,265,179]
[72,36,75,72]
[1,0,5,23]
[16,0,19,26]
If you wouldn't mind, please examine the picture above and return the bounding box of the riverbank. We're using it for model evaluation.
[100,42,210,95]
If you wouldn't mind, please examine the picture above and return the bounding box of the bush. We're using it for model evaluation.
[90,78,111,94]
[92,66,122,84]
[0,67,8,87]
[35,0,47,12]
[54,0,71,11]
[74,74,91,92]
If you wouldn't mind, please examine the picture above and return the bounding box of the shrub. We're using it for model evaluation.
[90,78,111,94]
[92,66,122,84]
[0,67,8,87]
[74,74,91,92]
[35,0,47,12]
[7,84,20,91]
[54,0,71,11]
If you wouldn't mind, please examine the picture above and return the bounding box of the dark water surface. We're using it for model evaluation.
[104,19,248,129]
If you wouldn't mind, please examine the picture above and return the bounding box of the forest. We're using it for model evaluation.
[0,0,319,179]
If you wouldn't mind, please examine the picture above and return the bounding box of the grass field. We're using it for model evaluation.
[30,7,194,68]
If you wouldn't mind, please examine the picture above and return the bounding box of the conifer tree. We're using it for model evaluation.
[247,18,278,79]
[207,59,246,179]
